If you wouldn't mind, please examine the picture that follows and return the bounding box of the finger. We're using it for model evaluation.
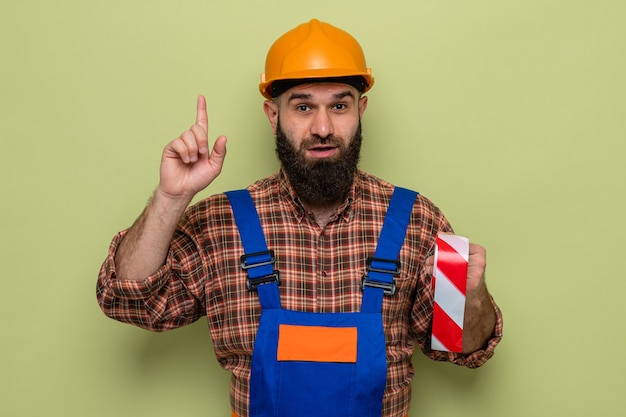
[180,130,200,162]
[469,243,486,256]
[468,244,487,270]
[190,124,209,155]
[209,135,227,166]
[196,95,208,132]
[423,255,434,276]
[167,137,192,163]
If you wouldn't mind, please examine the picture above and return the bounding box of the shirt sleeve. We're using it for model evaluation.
[96,220,208,332]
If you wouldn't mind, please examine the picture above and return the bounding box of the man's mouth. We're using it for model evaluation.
[307,145,338,158]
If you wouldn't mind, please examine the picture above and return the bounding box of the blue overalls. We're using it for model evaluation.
[225,187,417,417]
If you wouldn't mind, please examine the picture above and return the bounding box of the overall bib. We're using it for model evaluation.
[226,187,417,417]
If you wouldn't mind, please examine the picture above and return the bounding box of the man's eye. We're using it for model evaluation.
[296,105,310,112]
[334,103,347,110]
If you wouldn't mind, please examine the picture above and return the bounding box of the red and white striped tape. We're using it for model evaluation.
[431,233,469,353]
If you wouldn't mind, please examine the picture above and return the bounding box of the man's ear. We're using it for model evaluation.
[263,99,279,135]
[358,95,368,119]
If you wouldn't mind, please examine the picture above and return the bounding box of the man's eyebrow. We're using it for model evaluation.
[287,92,312,102]
[286,89,356,103]
[333,90,356,100]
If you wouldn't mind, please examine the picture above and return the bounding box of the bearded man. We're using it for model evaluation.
[97,19,502,417]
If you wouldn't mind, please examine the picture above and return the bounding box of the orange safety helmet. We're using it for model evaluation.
[259,19,374,99]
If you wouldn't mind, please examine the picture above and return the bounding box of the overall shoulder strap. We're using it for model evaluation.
[225,189,281,309]
[361,187,419,313]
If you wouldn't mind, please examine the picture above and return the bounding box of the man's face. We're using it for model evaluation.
[264,83,369,206]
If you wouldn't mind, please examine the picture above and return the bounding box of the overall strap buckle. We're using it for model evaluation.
[240,250,281,291]
[361,187,417,313]
[361,257,400,296]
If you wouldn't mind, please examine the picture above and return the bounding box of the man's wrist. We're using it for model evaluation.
[153,186,194,212]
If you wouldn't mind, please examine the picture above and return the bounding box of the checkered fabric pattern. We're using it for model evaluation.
[97,169,503,417]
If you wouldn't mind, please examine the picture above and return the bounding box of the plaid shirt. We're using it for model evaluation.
[97,169,503,417]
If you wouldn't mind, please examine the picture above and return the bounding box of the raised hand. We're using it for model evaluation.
[158,95,227,201]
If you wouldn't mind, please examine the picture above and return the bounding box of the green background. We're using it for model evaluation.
[2,0,625,416]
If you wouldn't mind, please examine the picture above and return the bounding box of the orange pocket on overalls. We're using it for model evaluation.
[277,324,358,363]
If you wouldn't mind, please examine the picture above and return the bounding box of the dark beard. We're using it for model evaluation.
[275,119,362,206]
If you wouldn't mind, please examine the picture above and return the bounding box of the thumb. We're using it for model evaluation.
[208,135,227,170]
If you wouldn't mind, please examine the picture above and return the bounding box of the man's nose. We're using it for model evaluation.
[310,110,333,139]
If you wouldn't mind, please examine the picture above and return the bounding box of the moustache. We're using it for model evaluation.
[301,135,343,149]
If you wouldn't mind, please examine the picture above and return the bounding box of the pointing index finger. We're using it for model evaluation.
[196,95,208,131]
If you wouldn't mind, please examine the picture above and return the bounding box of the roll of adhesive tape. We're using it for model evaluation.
[431,233,469,352]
